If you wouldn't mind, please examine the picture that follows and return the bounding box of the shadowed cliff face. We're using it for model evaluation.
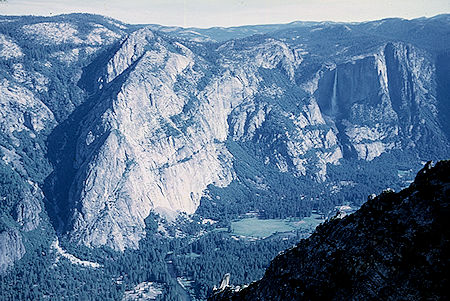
[209,161,450,301]
[0,14,449,254]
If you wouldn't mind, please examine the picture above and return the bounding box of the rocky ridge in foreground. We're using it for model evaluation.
[210,161,450,300]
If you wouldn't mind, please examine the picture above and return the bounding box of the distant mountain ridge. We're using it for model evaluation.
[0,13,449,268]
[209,160,450,300]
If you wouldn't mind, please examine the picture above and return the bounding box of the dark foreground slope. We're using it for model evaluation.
[210,161,450,300]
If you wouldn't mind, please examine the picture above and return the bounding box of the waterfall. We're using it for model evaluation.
[331,69,338,115]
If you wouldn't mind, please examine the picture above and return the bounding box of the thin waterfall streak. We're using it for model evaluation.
[331,69,338,115]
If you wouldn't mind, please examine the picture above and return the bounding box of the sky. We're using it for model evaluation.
[0,0,449,28]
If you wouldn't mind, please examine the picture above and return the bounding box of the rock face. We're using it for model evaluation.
[0,14,126,268]
[0,14,449,253]
[0,79,54,233]
[209,161,450,300]
[66,29,236,250]
[314,43,444,160]
[0,229,25,274]
[0,64,55,272]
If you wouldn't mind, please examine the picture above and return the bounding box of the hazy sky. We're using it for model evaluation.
[1,0,449,28]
